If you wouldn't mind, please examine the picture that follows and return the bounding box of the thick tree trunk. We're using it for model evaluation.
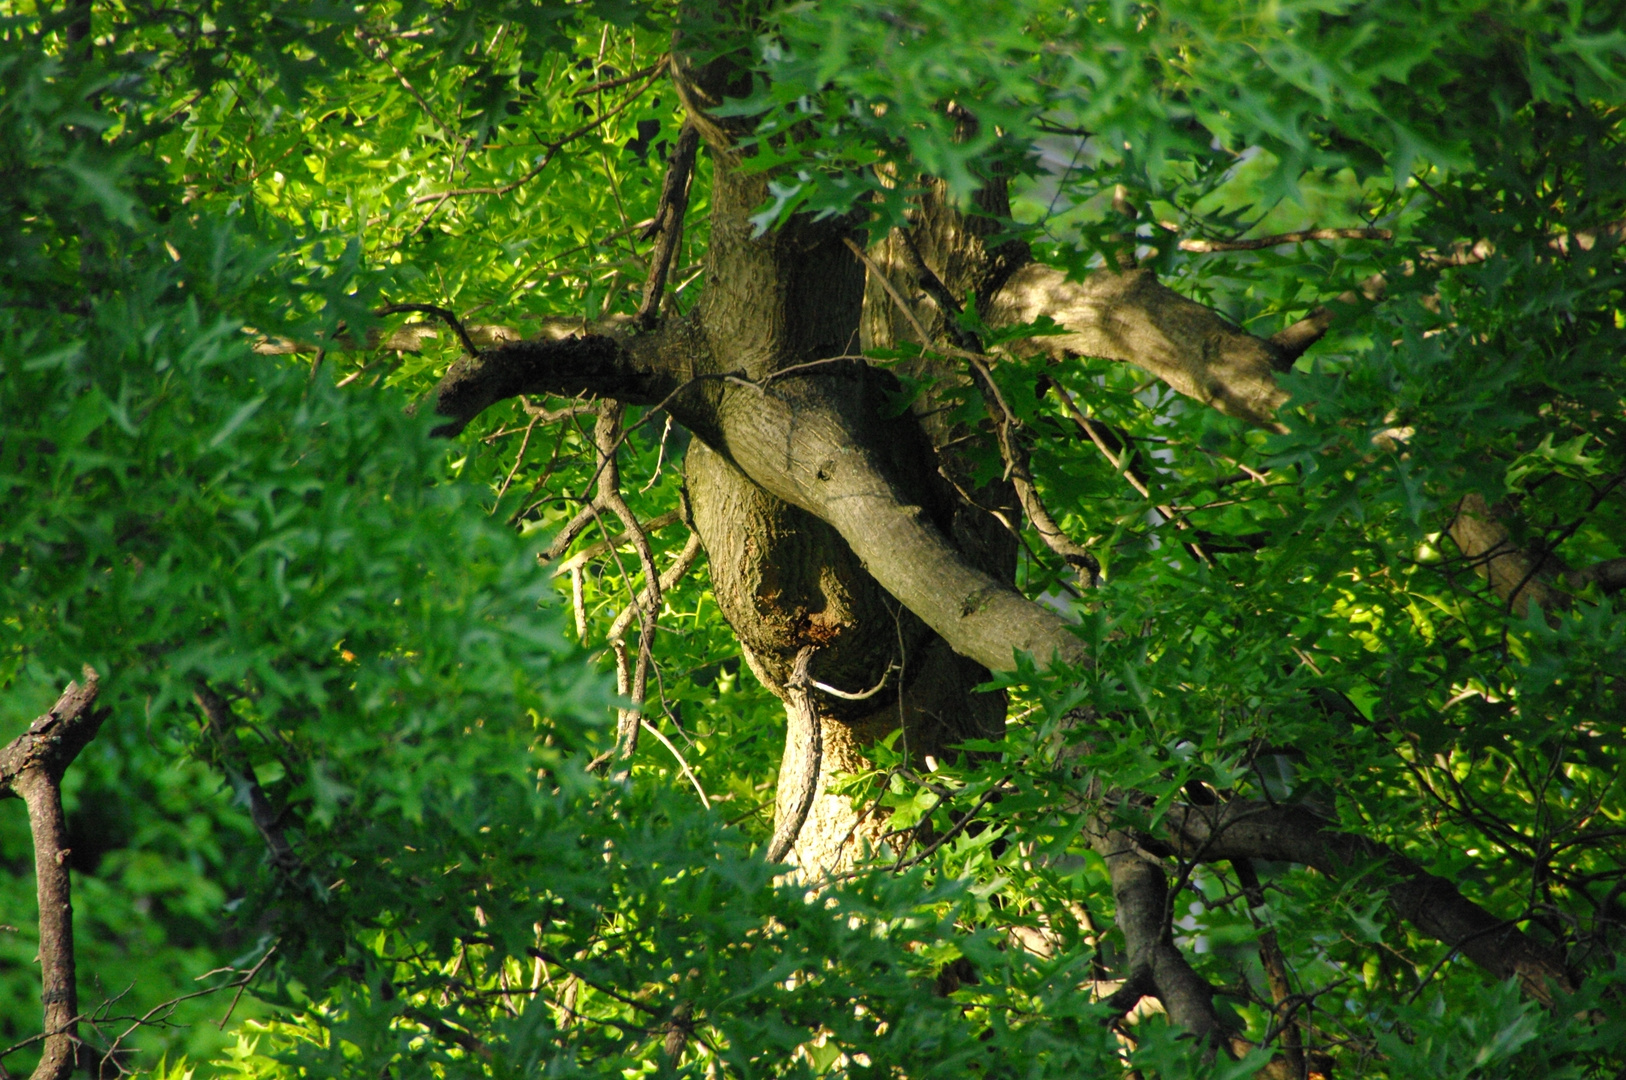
[680,163,1016,873]
[426,67,1573,1026]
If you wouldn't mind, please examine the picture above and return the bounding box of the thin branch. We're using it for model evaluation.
[1234,859,1307,1075]
[547,510,683,577]
[888,778,1008,874]
[844,236,1101,583]
[809,663,896,702]
[193,682,299,874]
[572,59,666,97]
[408,67,663,205]
[1045,378,1211,565]
[353,27,460,143]
[1176,227,1393,253]
[637,120,700,329]
[640,719,710,809]
[607,530,703,642]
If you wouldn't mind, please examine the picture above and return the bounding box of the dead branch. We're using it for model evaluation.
[1,667,108,1080]
[637,120,700,329]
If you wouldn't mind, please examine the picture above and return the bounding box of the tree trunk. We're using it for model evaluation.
[426,45,1573,1029]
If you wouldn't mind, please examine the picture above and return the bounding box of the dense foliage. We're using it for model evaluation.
[2,2,1624,1078]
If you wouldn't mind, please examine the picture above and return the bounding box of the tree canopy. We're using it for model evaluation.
[3,2,1625,1078]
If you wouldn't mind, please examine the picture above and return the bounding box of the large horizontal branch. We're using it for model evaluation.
[1163,800,1572,1005]
[986,264,1290,430]
[426,316,712,439]
[428,318,1084,673]
[991,219,1625,431]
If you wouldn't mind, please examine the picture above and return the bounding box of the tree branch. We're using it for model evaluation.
[1090,824,1234,1050]
[1163,800,1573,1005]
[192,682,299,873]
[1445,493,1565,618]
[426,317,707,439]
[637,121,700,329]
[986,264,1290,430]
[407,65,663,206]
[1177,227,1394,253]
[1,666,108,1080]
[376,303,483,359]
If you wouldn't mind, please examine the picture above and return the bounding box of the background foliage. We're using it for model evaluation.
[2,1,1624,1077]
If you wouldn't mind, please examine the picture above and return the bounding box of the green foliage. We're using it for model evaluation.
[2,1,1624,1078]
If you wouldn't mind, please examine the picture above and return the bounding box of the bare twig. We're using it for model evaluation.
[887,777,1008,874]
[572,59,666,97]
[1046,379,1211,565]
[640,719,711,809]
[1234,859,1307,1075]
[547,510,684,577]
